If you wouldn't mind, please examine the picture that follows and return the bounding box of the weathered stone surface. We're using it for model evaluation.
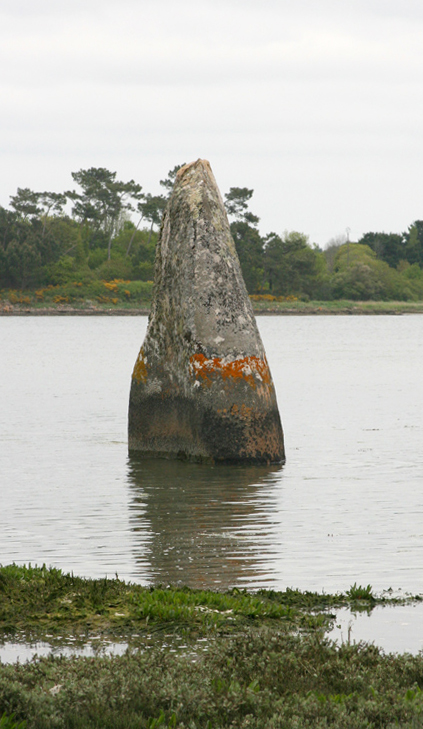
[128,159,285,463]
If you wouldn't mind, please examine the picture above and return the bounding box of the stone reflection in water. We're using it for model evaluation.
[127,457,283,590]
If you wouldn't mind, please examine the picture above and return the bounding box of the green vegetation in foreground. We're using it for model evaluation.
[4,632,423,729]
[0,564,348,642]
[0,715,26,729]
[1,565,419,642]
[2,568,423,727]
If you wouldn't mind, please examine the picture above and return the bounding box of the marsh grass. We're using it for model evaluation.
[347,583,375,602]
[2,631,423,727]
[2,567,423,728]
[0,565,340,643]
[0,566,415,644]
[0,566,400,644]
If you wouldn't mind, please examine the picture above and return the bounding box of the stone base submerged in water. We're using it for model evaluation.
[128,160,285,464]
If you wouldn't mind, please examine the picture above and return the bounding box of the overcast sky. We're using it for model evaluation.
[1,0,423,246]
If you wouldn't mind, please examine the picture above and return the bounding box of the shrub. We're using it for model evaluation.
[97,258,134,281]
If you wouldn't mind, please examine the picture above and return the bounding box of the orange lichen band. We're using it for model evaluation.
[132,349,148,382]
[189,353,271,388]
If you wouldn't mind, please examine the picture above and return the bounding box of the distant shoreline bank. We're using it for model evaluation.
[2,300,423,316]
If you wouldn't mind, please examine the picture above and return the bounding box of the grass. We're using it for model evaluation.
[2,566,423,727]
[2,292,423,316]
[251,299,423,315]
[1,565,412,643]
[0,565,342,642]
[346,583,375,602]
[0,565,417,642]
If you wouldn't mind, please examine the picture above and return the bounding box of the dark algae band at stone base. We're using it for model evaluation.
[128,159,285,463]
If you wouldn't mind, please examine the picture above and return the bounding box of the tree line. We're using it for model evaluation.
[1,164,423,301]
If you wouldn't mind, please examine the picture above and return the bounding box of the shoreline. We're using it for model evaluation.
[2,301,423,316]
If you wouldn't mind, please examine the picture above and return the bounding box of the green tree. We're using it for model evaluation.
[324,235,347,273]
[38,217,82,267]
[400,262,423,298]
[358,231,405,269]
[4,187,83,288]
[404,221,423,266]
[224,187,260,225]
[333,243,377,271]
[2,195,48,287]
[331,243,414,300]
[223,186,263,292]
[38,192,67,238]
[230,221,264,293]
[68,168,143,260]
[115,223,156,280]
[4,236,41,289]
[160,164,186,196]
[9,188,41,221]
[264,231,325,298]
[0,207,21,262]
[331,262,384,300]
[140,193,167,245]
[128,162,185,255]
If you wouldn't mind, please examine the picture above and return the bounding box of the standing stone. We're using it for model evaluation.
[128,159,285,464]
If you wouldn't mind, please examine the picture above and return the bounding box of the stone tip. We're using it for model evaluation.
[176,159,212,180]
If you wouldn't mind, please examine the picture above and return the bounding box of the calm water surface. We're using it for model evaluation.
[1,315,423,596]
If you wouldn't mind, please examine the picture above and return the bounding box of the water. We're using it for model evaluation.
[1,314,423,651]
[331,603,423,655]
[3,604,423,663]
[0,634,204,665]
[0,640,129,664]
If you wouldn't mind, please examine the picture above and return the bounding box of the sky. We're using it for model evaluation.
[1,0,423,246]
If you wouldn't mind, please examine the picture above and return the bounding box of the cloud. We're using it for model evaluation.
[1,0,423,244]
[2,0,422,92]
